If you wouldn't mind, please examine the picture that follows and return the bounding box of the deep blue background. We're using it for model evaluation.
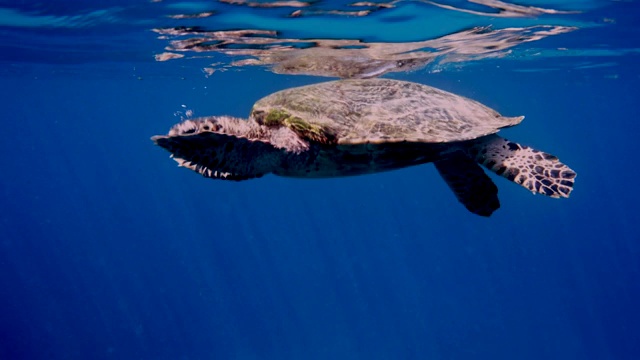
[1,1,639,359]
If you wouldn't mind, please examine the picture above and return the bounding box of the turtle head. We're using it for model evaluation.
[151,116,289,181]
[160,115,264,139]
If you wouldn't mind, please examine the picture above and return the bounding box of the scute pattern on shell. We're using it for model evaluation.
[251,79,524,144]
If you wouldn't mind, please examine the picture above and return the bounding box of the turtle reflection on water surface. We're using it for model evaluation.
[152,79,576,216]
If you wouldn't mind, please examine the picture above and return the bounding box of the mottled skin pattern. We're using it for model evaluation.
[152,79,576,216]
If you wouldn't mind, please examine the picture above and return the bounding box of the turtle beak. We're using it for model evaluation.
[150,135,178,156]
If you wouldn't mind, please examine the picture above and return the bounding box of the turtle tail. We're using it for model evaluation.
[470,134,576,198]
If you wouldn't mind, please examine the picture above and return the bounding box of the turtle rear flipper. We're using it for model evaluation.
[472,134,576,198]
[152,132,284,181]
[435,152,500,217]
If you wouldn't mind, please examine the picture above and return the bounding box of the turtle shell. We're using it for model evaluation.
[250,78,523,145]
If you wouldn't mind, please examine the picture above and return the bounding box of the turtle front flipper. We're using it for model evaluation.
[435,152,500,217]
[152,131,285,181]
[471,134,576,198]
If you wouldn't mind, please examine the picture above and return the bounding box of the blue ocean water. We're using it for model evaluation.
[1,0,639,359]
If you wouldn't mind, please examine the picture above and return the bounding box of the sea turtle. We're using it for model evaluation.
[152,78,576,216]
